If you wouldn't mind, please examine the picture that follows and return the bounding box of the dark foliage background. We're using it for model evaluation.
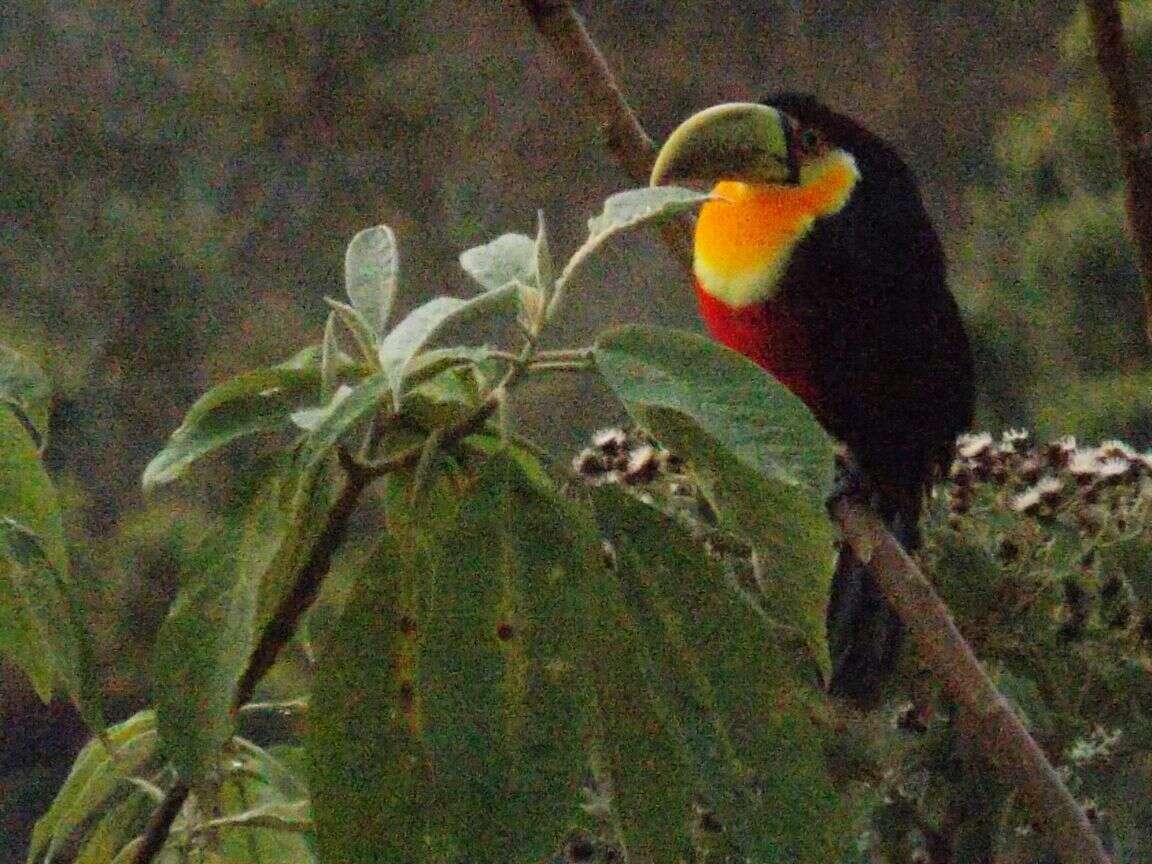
[3,0,1150,858]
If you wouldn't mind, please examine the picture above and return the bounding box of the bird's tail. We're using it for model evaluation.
[827,470,921,710]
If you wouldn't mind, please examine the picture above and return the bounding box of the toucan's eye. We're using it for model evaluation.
[800,127,821,152]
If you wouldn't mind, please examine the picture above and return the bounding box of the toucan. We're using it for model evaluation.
[650,95,975,708]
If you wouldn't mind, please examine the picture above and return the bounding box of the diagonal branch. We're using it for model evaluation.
[519,0,694,273]
[1084,0,1152,343]
[831,499,1112,864]
[520,3,1113,862]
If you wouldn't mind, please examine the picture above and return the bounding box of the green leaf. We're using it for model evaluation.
[290,384,353,432]
[295,372,391,470]
[325,297,380,367]
[345,225,398,336]
[320,311,340,400]
[0,519,104,732]
[578,520,697,862]
[459,232,536,291]
[0,342,51,448]
[201,800,313,834]
[0,568,54,700]
[594,325,836,673]
[376,285,518,408]
[308,534,432,864]
[0,405,96,714]
[534,210,553,293]
[401,345,492,392]
[593,488,848,863]
[153,525,259,790]
[420,455,590,863]
[142,366,320,491]
[154,446,341,793]
[73,794,151,864]
[28,710,158,864]
[309,457,590,864]
[641,408,835,678]
[250,452,339,635]
[595,324,833,492]
[0,404,66,699]
[585,186,710,239]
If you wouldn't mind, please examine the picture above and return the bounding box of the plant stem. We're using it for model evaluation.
[1084,0,1152,343]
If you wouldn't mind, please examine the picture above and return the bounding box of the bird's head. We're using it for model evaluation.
[651,97,866,308]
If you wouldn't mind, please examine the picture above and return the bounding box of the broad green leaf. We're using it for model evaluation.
[578,519,696,863]
[0,569,53,700]
[28,710,158,864]
[0,520,103,732]
[345,225,398,336]
[309,535,431,864]
[459,232,536,291]
[641,408,834,678]
[419,455,589,863]
[593,488,848,863]
[376,285,518,408]
[595,324,833,492]
[594,325,836,672]
[0,404,65,699]
[142,366,320,491]
[585,186,710,239]
[0,342,51,448]
[310,458,590,864]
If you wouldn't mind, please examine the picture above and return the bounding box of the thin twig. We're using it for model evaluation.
[1084,0,1152,342]
[520,3,1113,861]
[831,499,1112,864]
[519,0,694,274]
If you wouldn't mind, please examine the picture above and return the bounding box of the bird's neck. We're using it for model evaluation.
[693,151,860,309]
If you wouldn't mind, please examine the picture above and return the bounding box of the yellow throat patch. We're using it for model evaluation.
[694,150,861,308]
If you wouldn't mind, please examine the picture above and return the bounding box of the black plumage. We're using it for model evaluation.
[766,94,975,706]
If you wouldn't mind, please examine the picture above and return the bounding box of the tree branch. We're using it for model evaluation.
[1084,0,1152,343]
[521,3,1113,861]
[519,0,694,274]
[131,350,536,863]
[831,499,1112,864]
[132,455,373,864]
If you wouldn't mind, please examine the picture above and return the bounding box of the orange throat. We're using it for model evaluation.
[693,152,859,309]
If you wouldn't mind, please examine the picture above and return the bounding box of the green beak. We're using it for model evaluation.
[650,102,798,187]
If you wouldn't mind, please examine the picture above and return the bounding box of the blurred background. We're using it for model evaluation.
[2,0,1150,858]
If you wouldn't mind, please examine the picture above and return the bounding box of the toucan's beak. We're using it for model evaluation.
[650,102,799,188]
